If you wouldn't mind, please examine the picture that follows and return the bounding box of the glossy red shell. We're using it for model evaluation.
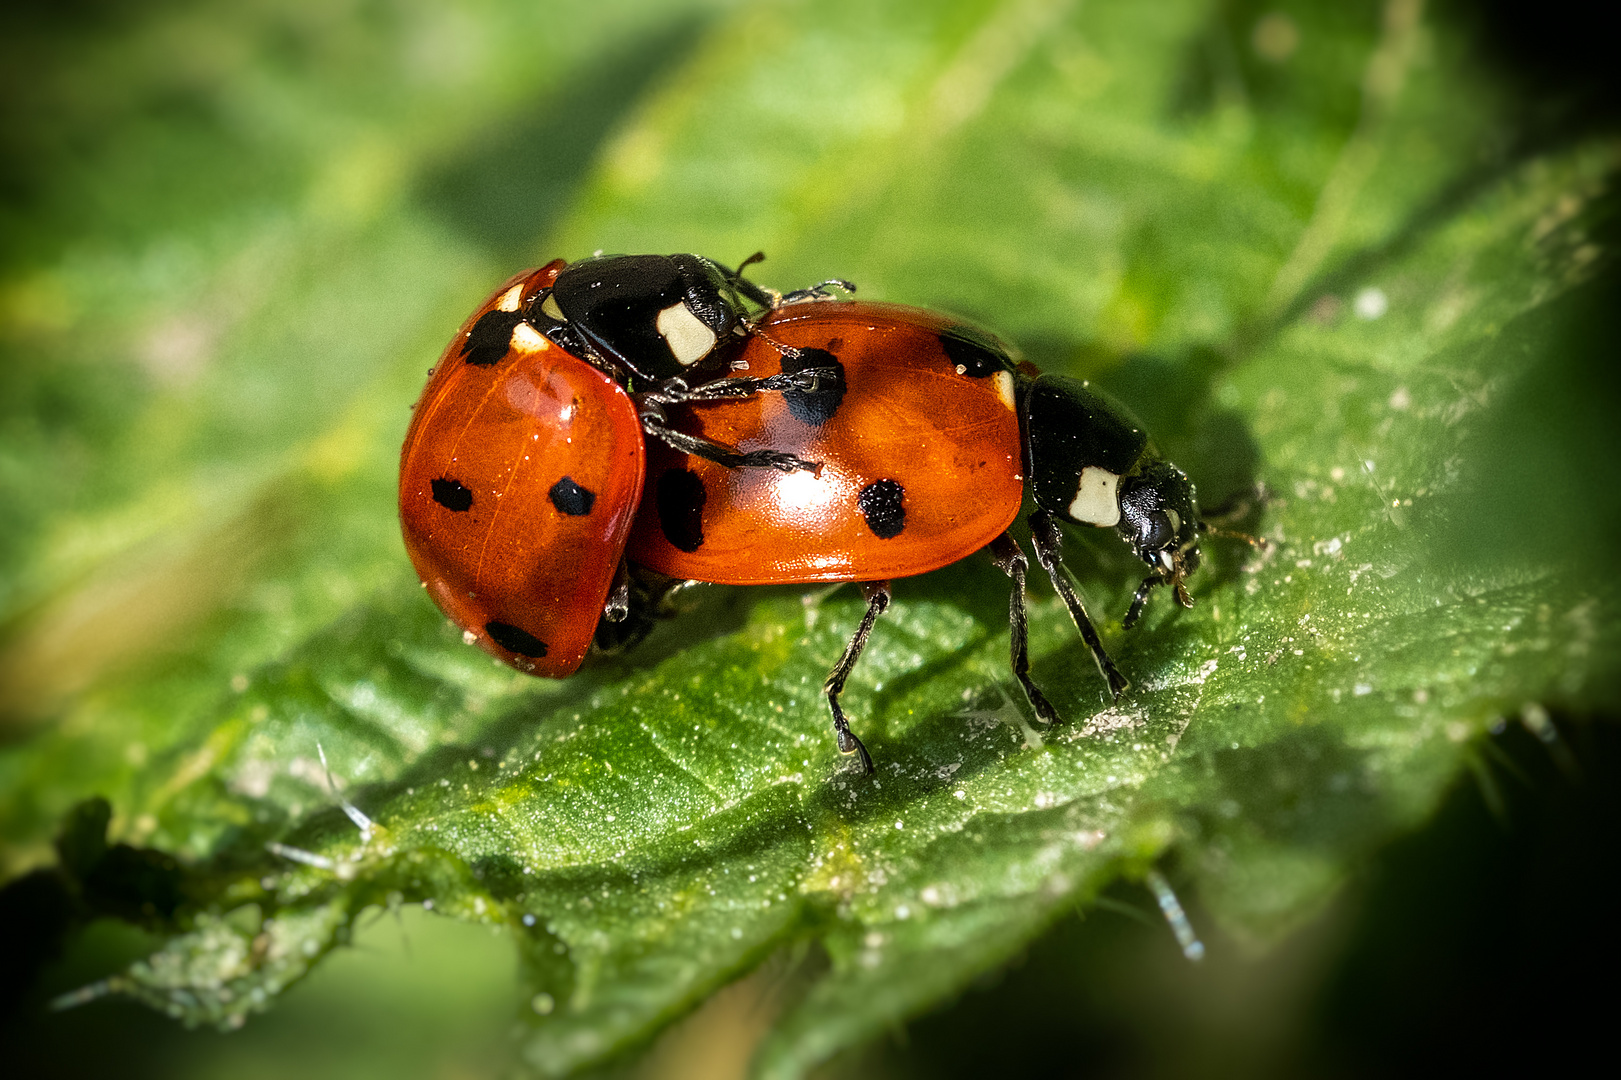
[400,262,646,676]
[626,301,1025,584]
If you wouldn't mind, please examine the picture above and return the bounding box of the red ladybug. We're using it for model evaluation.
[626,301,1209,771]
[400,262,647,673]
[400,255,845,674]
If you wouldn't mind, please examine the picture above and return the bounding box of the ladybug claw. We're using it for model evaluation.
[836,728,875,774]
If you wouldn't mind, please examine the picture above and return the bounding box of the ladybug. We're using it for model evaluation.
[625,300,1210,771]
[399,255,849,674]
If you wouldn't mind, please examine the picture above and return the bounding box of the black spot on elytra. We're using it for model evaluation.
[431,477,473,512]
[461,309,525,366]
[485,621,548,658]
[940,332,1008,377]
[657,468,706,552]
[858,479,906,539]
[548,476,596,516]
[782,347,846,426]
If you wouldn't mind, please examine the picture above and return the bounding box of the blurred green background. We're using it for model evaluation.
[3,0,1619,1076]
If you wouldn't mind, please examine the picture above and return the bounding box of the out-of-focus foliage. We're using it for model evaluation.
[1,0,1617,1077]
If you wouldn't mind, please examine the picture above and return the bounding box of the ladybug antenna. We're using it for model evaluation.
[723,252,784,311]
[1199,522,1268,550]
[731,251,856,308]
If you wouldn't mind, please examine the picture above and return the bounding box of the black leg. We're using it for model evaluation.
[780,279,856,304]
[722,252,856,308]
[602,559,631,623]
[988,533,1062,724]
[592,567,693,655]
[1027,511,1130,700]
[674,367,841,403]
[640,414,820,473]
[1123,575,1158,630]
[823,581,890,773]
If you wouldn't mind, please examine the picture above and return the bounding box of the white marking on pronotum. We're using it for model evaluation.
[540,294,565,321]
[496,284,524,312]
[1166,508,1181,534]
[657,302,716,366]
[993,370,1016,410]
[510,323,549,352]
[1068,466,1121,526]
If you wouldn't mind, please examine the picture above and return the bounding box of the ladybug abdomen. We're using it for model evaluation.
[627,303,1024,585]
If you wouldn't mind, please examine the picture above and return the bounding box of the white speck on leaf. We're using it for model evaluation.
[1354,286,1389,319]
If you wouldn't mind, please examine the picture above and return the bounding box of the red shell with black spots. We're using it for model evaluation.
[626,301,1026,585]
[400,261,646,675]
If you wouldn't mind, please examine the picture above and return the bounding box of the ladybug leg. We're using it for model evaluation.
[1122,576,1160,630]
[823,581,890,774]
[636,387,821,472]
[592,568,692,657]
[1027,511,1130,700]
[778,279,856,304]
[721,251,855,307]
[987,533,1061,725]
[602,559,632,623]
[674,368,841,403]
[640,413,820,473]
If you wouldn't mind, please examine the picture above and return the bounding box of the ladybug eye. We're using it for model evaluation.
[1141,514,1175,557]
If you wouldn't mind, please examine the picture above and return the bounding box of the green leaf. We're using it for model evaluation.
[2,1,1617,1077]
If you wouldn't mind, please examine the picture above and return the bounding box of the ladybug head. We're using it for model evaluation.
[1117,461,1202,613]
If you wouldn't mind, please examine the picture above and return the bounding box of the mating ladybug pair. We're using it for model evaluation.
[399,254,1209,771]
